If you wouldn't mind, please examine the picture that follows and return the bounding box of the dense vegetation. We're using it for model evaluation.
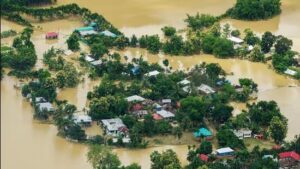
[228,0,281,20]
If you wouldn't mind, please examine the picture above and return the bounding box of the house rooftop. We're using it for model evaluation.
[178,79,190,86]
[216,147,234,154]
[156,109,175,118]
[79,30,98,37]
[36,102,54,112]
[100,30,117,37]
[145,70,160,77]
[85,55,95,62]
[228,36,243,44]
[126,95,145,102]
[284,69,297,76]
[194,127,212,137]
[73,113,92,124]
[75,26,94,32]
[162,99,171,104]
[90,60,102,66]
[199,154,209,162]
[197,84,216,94]
[101,118,126,132]
[279,151,300,161]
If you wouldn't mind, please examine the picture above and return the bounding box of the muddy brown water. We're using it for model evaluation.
[1,1,300,168]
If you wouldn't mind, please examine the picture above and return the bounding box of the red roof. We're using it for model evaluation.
[272,145,281,150]
[199,154,209,162]
[152,113,163,120]
[279,151,300,161]
[132,103,143,111]
[118,126,129,133]
[46,32,58,37]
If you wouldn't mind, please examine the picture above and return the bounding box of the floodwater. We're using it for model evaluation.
[2,0,300,169]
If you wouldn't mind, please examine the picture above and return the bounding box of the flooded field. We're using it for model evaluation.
[1,0,300,169]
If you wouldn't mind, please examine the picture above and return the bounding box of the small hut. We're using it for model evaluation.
[45,32,58,39]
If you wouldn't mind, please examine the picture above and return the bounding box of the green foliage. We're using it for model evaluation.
[274,36,293,55]
[1,29,17,38]
[161,26,176,37]
[229,0,281,20]
[180,96,208,124]
[87,145,121,169]
[213,38,235,58]
[91,42,108,59]
[146,35,161,54]
[248,101,282,126]
[65,124,87,141]
[185,13,218,31]
[67,33,80,51]
[150,149,182,169]
[272,51,295,72]
[217,128,245,149]
[231,30,241,37]
[129,35,138,47]
[269,116,287,143]
[261,31,276,53]
[197,141,213,154]
[163,35,184,55]
[248,46,265,62]
[55,63,80,88]
[88,96,128,120]
[244,29,260,45]
[211,103,233,123]
[201,34,217,54]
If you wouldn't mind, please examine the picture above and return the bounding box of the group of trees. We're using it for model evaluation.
[229,0,281,20]
[1,28,37,77]
[1,2,121,35]
[43,47,80,88]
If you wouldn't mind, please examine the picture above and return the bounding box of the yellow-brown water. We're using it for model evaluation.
[2,1,300,169]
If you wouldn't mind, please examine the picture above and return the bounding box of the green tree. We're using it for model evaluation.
[161,26,176,37]
[180,96,208,124]
[87,145,121,169]
[163,35,184,55]
[197,141,212,154]
[130,35,138,47]
[201,34,217,54]
[67,33,80,51]
[269,116,287,143]
[261,31,276,53]
[150,149,182,169]
[91,42,108,59]
[213,38,235,58]
[248,101,282,126]
[211,104,233,123]
[146,35,161,54]
[217,128,245,149]
[185,13,217,31]
[244,29,260,45]
[172,126,183,140]
[249,46,265,62]
[274,36,293,54]
[230,0,281,20]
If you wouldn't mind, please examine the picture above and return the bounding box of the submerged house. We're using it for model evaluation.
[30,97,46,104]
[156,109,175,120]
[228,36,243,44]
[145,70,160,77]
[178,79,191,86]
[78,30,98,37]
[100,30,117,38]
[216,147,235,157]
[199,154,209,162]
[131,66,140,75]
[85,55,95,62]
[284,69,297,76]
[197,84,216,95]
[90,60,103,67]
[279,151,300,168]
[45,32,58,39]
[126,95,145,102]
[101,118,128,136]
[194,127,213,140]
[36,102,55,112]
[72,113,92,126]
[233,129,252,139]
